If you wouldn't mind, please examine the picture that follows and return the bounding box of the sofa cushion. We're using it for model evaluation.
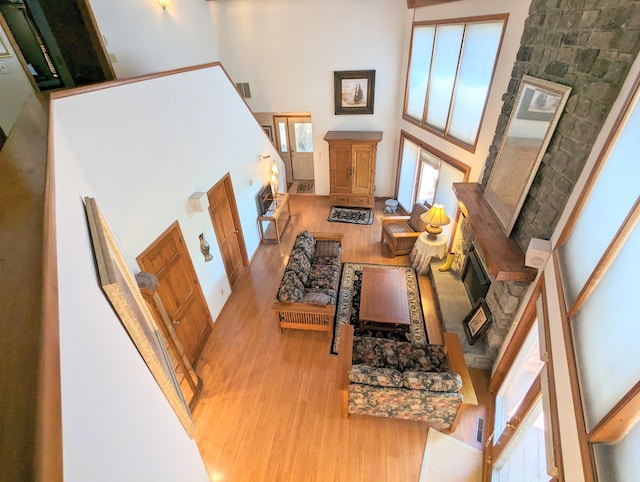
[300,291,332,306]
[349,365,403,388]
[403,371,462,392]
[305,287,337,305]
[408,203,428,232]
[397,343,450,372]
[293,230,316,260]
[286,248,311,285]
[352,337,398,368]
[314,240,341,258]
[307,263,340,290]
[277,271,305,302]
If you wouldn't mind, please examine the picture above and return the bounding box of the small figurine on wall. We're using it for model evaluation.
[199,233,213,262]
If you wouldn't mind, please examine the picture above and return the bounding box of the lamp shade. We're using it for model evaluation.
[421,203,450,227]
[420,203,450,240]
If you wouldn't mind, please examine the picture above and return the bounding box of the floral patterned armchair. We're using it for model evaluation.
[336,325,475,428]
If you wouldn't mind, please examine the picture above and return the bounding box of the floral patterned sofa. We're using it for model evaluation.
[336,325,475,428]
[273,230,344,334]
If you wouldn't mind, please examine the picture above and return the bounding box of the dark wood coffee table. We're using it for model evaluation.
[359,268,410,333]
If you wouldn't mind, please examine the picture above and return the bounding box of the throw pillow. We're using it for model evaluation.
[300,291,331,306]
[293,230,316,260]
[285,248,311,285]
[314,240,340,258]
[277,271,305,303]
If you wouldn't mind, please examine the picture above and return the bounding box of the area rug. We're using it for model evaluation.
[330,262,427,354]
[296,180,314,193]
[327,206,374,225]
[419,428,482,482]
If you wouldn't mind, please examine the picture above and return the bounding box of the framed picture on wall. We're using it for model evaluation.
[262,125,273,142]
[334,70,375,115]
[462,298,492,345]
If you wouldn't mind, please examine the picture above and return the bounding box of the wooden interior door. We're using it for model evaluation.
[351,143,374,195]
[208,174,248,287]
[137,222,213,364]
[329,142,352,194]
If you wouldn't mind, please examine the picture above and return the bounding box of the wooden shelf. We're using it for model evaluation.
[453,183,537,283]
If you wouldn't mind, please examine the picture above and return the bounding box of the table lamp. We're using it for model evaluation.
[420,203,450,240]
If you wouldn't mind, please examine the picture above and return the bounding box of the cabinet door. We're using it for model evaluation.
[351,143,375,195]
[329,142,352,194]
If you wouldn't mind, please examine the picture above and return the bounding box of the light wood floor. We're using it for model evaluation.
[192,195,489,482]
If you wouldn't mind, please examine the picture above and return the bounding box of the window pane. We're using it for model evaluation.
[293,122,313,152]
[594,418,640,481]
[426,24,464,131]
[559,95,640,306]
[406,26,435,122]
[448,21,504,145]
[572,221,640,429]
[278,122,287,152]
[416,150,440,206]
[494,399,551,482]
[398,139,420,210]
[495,321,544,440]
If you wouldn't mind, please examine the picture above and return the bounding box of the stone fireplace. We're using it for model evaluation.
[447,183,537,365]
[461,244,491,306]
[455,218,531,361]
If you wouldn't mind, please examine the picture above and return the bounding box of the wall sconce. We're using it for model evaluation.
[199,233,213,262]
[157,0,170,9]
[421,203,451,240]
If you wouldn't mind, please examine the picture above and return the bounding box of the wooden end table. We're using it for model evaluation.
[258,192,291,243]
[359,268,411,333]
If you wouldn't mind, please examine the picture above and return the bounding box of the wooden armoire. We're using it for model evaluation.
[324,131,383,208]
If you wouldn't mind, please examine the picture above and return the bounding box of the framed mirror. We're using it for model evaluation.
[484,75,572,235]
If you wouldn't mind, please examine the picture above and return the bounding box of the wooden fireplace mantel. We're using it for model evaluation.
[453,183,537,283]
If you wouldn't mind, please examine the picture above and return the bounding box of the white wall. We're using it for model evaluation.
[51,64,278,480]
[403,0,532,183]
[0,25,34,135]
[87,0,219,78]
[211,0,409,197]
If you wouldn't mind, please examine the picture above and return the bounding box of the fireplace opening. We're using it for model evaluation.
[462,244,491,305]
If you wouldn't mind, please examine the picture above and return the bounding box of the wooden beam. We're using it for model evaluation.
[407,0,462,8]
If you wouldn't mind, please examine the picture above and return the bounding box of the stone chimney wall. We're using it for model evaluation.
[480,0,640,253]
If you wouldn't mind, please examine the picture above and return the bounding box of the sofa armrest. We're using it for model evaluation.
[336,324,354,391]
[444,332,477,405]
[381,215,410,226]
[311,231,344,246]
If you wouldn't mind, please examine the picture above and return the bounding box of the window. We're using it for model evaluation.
[395,132,470,242]
[487,285,562,481]
[557,79,640,480]
[404,15,507,150]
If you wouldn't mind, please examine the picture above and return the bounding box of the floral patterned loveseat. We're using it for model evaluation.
[273,230,343,335]
[337,325,473,428]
